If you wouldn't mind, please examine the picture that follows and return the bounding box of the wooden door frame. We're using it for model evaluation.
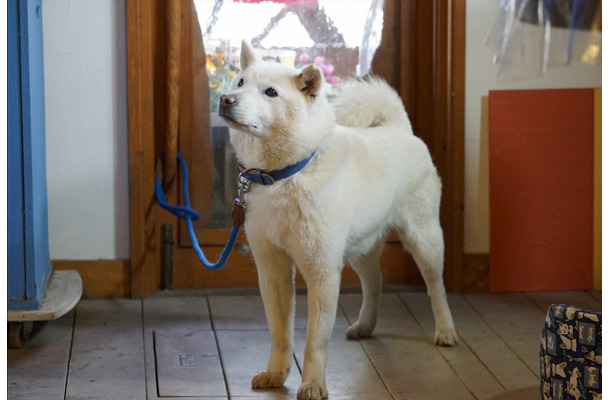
[126,0,159,298]
[372,0,465,292]
[430,0,466,292]
[126,0,465,298]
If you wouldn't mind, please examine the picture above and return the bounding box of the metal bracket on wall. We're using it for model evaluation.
[161,224,174,290]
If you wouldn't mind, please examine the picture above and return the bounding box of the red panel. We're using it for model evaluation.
[489,89,593,292]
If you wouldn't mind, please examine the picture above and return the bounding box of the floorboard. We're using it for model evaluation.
[208,294,349,331]
[208,295,268,331]
[525,290,602,313]
[587,290,602,303]
[340,293,474,399]
[400,293,505,400]
[142,296,224,400]
[208,295,302,399]
[7,290,601,400]
[65,299,146,400]
[432,294,538,393]
[7,311,75,400]
[153,330,226,397]
[463,293,544,374]
[215,329,302,399]
[294,328,393,399]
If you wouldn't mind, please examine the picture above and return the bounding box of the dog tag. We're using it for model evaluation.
[232,202,246,228]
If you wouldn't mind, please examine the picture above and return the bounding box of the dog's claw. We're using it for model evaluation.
[297,381,328,400]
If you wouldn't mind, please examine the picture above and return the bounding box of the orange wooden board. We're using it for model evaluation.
[593,88,602,290]
[488,89,593,292]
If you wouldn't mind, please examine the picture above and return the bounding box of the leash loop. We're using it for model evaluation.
[155,151,240,271]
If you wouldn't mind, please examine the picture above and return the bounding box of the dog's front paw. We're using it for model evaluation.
[434,328,459,347]
[251,371,287,389]
[345,321,374,339]
[297,381,328,400]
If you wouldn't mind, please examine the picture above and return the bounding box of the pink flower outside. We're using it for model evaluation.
[321,64,334,76]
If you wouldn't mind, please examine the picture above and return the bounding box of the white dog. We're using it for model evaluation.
[218,41,458,400]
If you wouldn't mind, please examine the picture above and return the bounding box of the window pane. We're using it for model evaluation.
[194,0,384,228]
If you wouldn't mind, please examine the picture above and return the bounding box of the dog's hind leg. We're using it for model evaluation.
[345,239,384,339]
[249,236,296,389]
[399,219,458,346]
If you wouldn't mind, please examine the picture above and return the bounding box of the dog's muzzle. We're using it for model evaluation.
[218,94,238,123]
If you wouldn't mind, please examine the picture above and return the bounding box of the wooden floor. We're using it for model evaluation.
[8,289,601,400]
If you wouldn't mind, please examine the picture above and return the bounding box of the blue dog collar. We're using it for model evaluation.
[237,152,316,185]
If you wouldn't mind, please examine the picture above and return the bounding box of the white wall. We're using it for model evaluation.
[464,0,602,253]
[43,0,129,260]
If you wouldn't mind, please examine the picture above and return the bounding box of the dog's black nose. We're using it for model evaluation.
[219,94,236,108]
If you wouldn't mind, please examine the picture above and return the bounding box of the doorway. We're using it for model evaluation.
[126,0,465,297]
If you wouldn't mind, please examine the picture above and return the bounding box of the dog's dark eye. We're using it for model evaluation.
[265,88,278,97]
[238,79,244,87]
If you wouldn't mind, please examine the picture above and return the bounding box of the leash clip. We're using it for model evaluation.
[232,173,251,228]
[236,173,251,206]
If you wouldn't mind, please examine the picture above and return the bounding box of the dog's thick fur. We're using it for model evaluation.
[218,41,458,400]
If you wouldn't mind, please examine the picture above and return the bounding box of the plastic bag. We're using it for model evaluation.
[486,0,601,80]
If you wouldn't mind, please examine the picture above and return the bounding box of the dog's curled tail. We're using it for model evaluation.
[331,76,411,130]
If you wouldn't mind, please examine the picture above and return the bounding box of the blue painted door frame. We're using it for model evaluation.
[8,0,53,310]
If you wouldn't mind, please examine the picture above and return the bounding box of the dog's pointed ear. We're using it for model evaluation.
[240,40,258,70]
[297,64,324,100]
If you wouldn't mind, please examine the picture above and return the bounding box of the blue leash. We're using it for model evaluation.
[155,152,245,270]
[155,150,315,271]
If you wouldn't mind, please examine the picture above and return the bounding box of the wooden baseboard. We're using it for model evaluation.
[463,253,489,292]
[172,242,424,290]
[53,260,130,298]
[52,253,486,298]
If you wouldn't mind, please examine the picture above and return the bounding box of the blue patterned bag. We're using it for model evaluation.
[540,304,602,400]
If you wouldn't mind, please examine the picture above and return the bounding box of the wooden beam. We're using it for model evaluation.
[163,0,182,192]
[126,0,161,298]
[463,253,489,292]
[434,0,466,291]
